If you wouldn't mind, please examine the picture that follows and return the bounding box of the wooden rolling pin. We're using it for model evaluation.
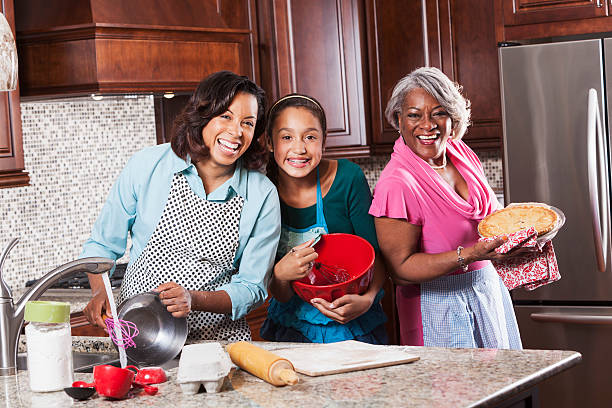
[226,341,299,386]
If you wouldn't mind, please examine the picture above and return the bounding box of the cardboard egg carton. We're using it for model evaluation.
[176,342,234,394]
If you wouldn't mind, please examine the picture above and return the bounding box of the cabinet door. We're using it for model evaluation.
[448,0,502,149]
[0,2,28,188]
[245,301,269,341]
[503,0,608,26]
[366,0,428,149]
[367,0,501,151]
[257,0,368,156]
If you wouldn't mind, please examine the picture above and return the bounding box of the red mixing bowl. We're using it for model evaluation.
[292,233,375,303]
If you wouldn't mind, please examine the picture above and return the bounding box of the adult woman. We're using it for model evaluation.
[259,94,388,344]
[370,67,522,349]
[81,71,281,342]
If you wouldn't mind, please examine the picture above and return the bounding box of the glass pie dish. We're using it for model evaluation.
[479,202,566,245]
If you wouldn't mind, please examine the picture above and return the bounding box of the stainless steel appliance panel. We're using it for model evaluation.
[514,305,612,408]
[604,39,612,158]
[500,39,612,301]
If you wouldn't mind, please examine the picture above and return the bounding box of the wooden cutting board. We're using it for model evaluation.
[272,340,420,376]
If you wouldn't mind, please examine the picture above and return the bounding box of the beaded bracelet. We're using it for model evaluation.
[457,246,469,272]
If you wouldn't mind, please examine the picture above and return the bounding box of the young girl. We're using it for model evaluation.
[260,94,388,344]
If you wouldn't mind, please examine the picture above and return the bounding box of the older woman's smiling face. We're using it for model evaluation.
[398,87,453,166]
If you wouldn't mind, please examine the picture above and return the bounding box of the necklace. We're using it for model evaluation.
[429,153,447,170]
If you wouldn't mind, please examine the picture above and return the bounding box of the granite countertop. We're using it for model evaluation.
[4,340,581,408]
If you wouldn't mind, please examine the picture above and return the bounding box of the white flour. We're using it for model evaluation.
[25,322,73,392]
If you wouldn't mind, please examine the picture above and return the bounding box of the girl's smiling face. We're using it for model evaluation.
[201,92,258,168]
[271,107,324,179]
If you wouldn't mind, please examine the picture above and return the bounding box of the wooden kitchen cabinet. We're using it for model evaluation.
[15,0,258,99]
[256,0,370,158]
[448,0,503,150]
[0,1,29,188]
[245,302,268,341]
[365,0,429,150]
[366,0,502,152]
[70,312,108,337]
[155,0,371,157]
[497,0,612,42]
[502,0,608,26]
[154,94,190,145]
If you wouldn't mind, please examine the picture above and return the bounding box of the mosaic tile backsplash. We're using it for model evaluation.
[0,97,503,289]
[0,96,156,289]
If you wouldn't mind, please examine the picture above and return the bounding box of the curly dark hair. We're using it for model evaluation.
[171,71,268,170]
[265,94,327,184]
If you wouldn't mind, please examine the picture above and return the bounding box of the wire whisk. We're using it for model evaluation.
[313,262,350,284]
[105,317,140,349]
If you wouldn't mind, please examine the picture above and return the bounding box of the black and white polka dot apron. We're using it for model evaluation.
[119,173,251,342]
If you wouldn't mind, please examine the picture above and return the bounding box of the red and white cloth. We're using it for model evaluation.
[479,227,560,291]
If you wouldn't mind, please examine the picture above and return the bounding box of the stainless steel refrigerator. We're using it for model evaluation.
[500,39,612,408]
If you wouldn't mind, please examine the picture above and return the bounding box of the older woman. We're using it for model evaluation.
[81,71,280,342]
[370,67,522,349]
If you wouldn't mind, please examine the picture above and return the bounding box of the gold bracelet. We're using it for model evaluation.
[457,246,469,272]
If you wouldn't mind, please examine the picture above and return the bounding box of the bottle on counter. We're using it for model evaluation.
[24,301,73,392]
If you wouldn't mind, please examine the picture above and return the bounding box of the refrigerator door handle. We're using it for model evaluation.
[597,88,611,273]
[531,312,612,325]
[587,88,608,272]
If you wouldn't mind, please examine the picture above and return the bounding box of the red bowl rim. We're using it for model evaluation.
[292,233,375,289]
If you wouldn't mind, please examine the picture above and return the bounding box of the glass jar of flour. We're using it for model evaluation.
[24,301,73,392]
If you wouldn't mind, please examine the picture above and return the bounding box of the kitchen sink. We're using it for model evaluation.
[17,351,119,373]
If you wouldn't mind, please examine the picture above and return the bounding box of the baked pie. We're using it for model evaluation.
[478,205,558,238]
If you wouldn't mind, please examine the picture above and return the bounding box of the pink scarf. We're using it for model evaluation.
[391,137,498,220]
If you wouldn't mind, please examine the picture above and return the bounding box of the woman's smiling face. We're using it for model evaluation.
[201,92,258,168]
[398,87,453,165]
[271,106,324,179]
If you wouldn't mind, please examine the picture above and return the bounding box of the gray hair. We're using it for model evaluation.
[384,67,471,139]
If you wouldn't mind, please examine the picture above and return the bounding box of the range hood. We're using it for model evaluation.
[15,0,257,100]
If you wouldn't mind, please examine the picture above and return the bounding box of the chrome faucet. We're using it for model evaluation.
[0,238,115,376]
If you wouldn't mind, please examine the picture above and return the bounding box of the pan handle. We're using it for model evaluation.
[531,312,612,325]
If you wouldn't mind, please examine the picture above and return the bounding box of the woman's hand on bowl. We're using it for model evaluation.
[275,240,318,282]
[154,282,192,318]
[310,293,373,324]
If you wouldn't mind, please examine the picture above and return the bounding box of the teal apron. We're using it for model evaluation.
[276,168,328,258]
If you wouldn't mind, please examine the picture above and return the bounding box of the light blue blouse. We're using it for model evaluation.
[80,143,281,320]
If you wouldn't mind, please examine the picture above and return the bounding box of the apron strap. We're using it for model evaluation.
[315,167,328,231]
